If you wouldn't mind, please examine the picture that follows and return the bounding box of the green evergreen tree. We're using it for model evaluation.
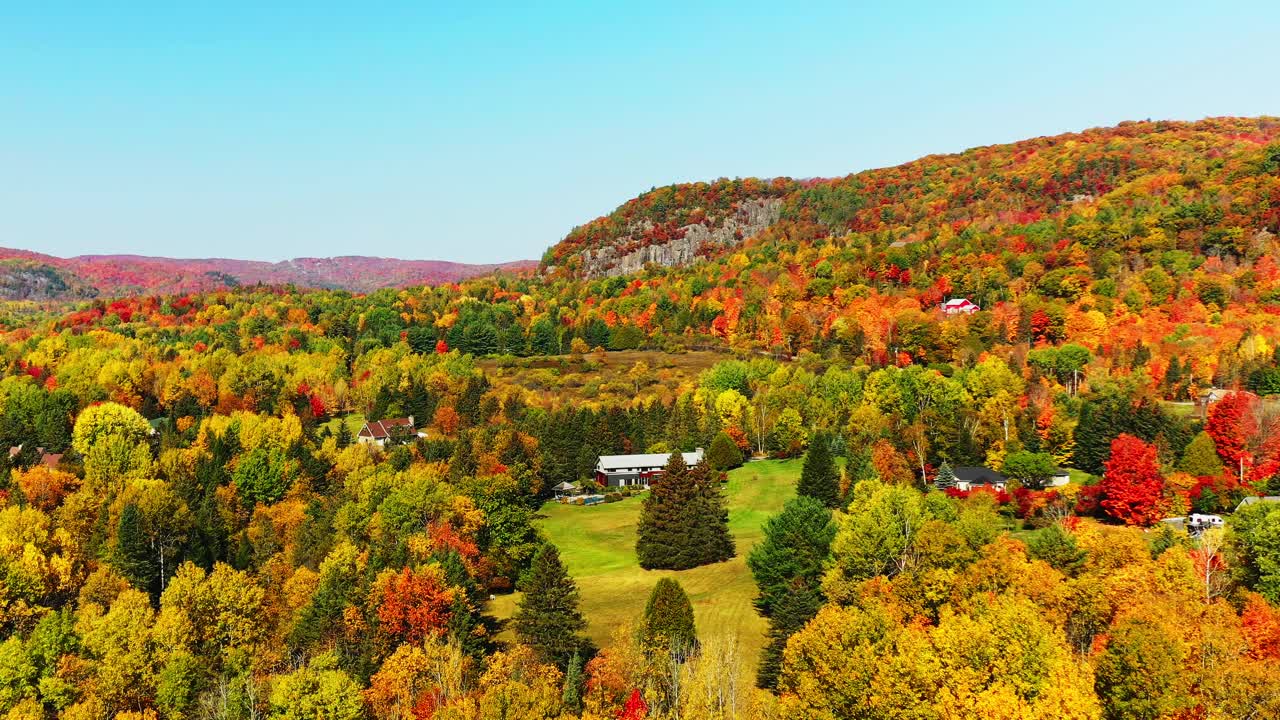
[933,461,957,491]
[797,430,841,508]
[335,418,353,449]
[513,543,588,669]
[705,431,744,471]
[114,502,155,591]
[562,649,583,712]
[1179,431,1225,478]
[686,460,736,566]
[636,453,733,569]
[641,578,698,659]
[746,496,835,689]
[747,496,836,617]
[636,453,697,570]
[755,579,822,690]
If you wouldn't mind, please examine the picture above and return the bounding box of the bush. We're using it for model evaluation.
[605,493,623,503]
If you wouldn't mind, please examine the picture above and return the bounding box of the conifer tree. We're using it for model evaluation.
[513,543,587,668]
[1179,431,1225,478]
[114,502,156,592]
[747,496,835,688]
[641,578,698,659]
[797,430,841,508]
[335,419,353,449]
[636,452,696,569]
[756,579,823,690]
[706,431,744,471]
[934,461,957,491]
[687,460,736,566]
[637,453,734,569]
[562,649,583,712]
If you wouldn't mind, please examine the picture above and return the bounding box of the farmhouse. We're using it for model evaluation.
[595,448,704,488]
[941,298,979,315]
[357,416,425,446]
[953,466,1007,492]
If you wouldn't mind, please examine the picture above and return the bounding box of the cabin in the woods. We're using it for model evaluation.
[595,448,704,488]
[953,466,1008,492]
[8,445,64,468]
[357,416,424,446]
[941,298,979,315]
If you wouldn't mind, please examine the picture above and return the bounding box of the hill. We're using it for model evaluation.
[542,116,1280,278]
[0,247,535,299]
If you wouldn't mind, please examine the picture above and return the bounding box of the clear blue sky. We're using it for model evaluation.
[3,1,1277,264]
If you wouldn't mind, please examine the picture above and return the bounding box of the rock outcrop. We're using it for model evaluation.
[581,198,781,278]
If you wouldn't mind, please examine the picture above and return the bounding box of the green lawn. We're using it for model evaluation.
[487,459,801,667]
[319,413,366,437]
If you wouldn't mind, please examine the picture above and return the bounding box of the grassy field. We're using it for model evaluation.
[487,458,801,666]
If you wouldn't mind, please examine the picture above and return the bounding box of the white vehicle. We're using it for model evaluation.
[1188,513,1224,529]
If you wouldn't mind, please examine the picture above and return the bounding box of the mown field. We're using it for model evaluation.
[487,458,801,666]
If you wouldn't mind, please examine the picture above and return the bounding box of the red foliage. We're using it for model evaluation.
[943,487,1011,505]
[1241,592,1280,660]
[1012,487,1060,519]
[724,425,750,452]
[1099,434,1166,526]
[618,689,649,720]
[1206,392,1254,466]
[435,339,449,354]
[375,567,455,645]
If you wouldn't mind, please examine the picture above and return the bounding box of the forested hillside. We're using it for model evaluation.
[2,118,1280,719]
[0,248,535,299]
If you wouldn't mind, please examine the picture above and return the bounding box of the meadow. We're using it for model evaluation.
[488,458,801,666]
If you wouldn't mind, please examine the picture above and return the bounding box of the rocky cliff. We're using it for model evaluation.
[580,197,783,277]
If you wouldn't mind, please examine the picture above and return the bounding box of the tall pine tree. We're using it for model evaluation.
[636,454,734,569]
[641,578,698,658]
[513,543,588,668]
[114,502,156,592]
[797,430,841,508]
[747,496,835,689]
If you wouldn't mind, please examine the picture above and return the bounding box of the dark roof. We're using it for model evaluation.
[358,417,415,439]
[953,466,1007,485]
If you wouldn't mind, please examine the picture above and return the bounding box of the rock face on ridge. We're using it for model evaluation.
[580,197,781,277]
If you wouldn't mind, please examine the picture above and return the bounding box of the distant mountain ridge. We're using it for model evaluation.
[0,248,536,299]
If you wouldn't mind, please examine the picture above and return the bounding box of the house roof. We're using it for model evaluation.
[358,417,415,439]
[552,481,578,491]
[953,466,1007,485]
[943,298,976,308]
[597,449,704,472]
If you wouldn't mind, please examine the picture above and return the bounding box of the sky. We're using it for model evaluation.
[2,1,1278,264]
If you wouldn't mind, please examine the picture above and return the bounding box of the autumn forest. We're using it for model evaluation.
[3,117,1280,719]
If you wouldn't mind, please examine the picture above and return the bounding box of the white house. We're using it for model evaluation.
[953,466,1007,492]
[594,448,704,488]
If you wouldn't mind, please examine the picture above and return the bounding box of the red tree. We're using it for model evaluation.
[618,689,648,720]
[375,567,455,645]
[1206,392,1254,468]
[1100,433,1166,526]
